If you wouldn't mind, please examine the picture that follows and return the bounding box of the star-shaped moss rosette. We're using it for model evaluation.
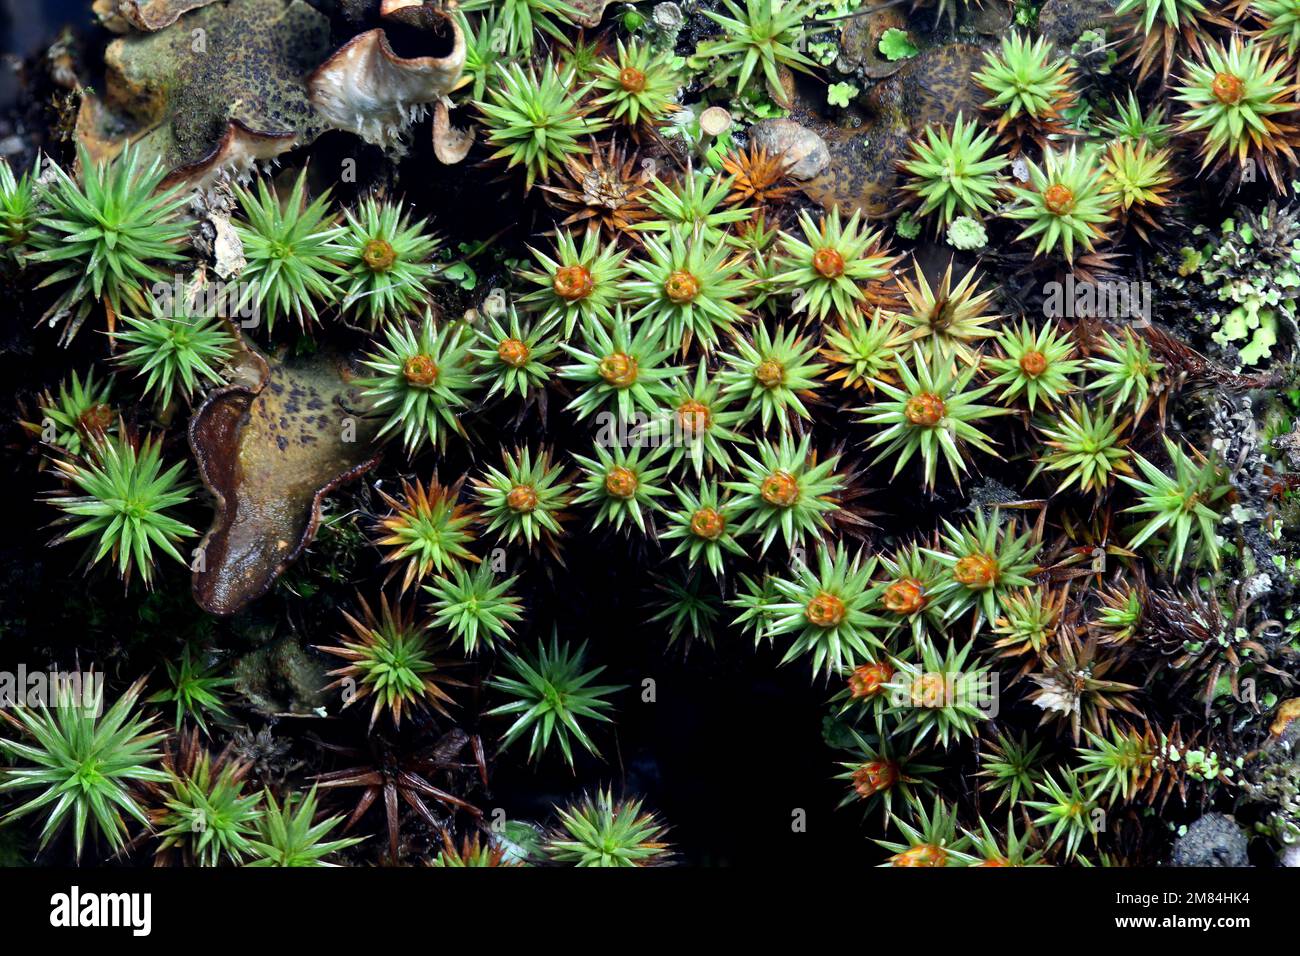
[647,570,725,653]
[972,32,1078,148]
[926,508,1040,633]
[570,442,672,534]
[468,307,560,403]
[718,322,826,432]
[372,474,479,593]
[875,542,953,645]
[696,0,819,107]
[336,199,440,331]
[765,546,890,681]
[485,634,624,768]
[974,729,1045,808]
[0,677,168,862]
[246,786,365,867]
[1023,769,1096,862]
[1173,36,1300,192]
[25,368,116,459]
[833,730,941,820]
[27,144,191,343]
[633,170,753,247]
[875,795,974,867]
[660,481,748,577]
[520,227,628,338]
[537,139,653,238]
[989,586,1066,661]
[899,112,1007,230]
[624,226,751,354]
[358,312,477,457]
[859,343,1008,491]
[47,430,199,589]
[315,591,465,732]
[821,309,910,393]
[148,729,263,868]
[477,59,607,191]
[189,345,383,615]
[1084,327,1165,422]
[147,645,234,736]
[75,0,332,187]
[883,638,993,748]
[831,654,904,721]
[1096,90,1172,145]
[544,789,672,866]
[720,145,797,209]
[1119,436,1230,574]
[894,260,1000,368]
[231,170,346,335]
[558,310,684,424]
[474,446,572,551]
[1028,630,1142,744]
[590,38,681,127]
[983,319,1083,411]
[115,288,238,409]
[723,432,843,554]
[772,207,899,324]
[1030,400,1132,499]
[1003,146,1116,262]
[1100,138,1176,244]
[424,562,524,656]
[649,361,748,477]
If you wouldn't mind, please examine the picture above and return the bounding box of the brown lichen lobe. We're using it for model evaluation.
[190,344,382,616]
[78,0,332,188]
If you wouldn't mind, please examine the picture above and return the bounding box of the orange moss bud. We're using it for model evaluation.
[362,238,396,272]
[507,484,539,513]
[760,469,800,507]
[883,578,927,615]
[690,507,726,540]
[905,393,945,426]
[805,591,847,627]
[812,247,845,278]
[403,354,439,387]
[598,352,639,387]
[553,264,594,301]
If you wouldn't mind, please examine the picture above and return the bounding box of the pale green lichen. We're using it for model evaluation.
[947,216,988,251]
